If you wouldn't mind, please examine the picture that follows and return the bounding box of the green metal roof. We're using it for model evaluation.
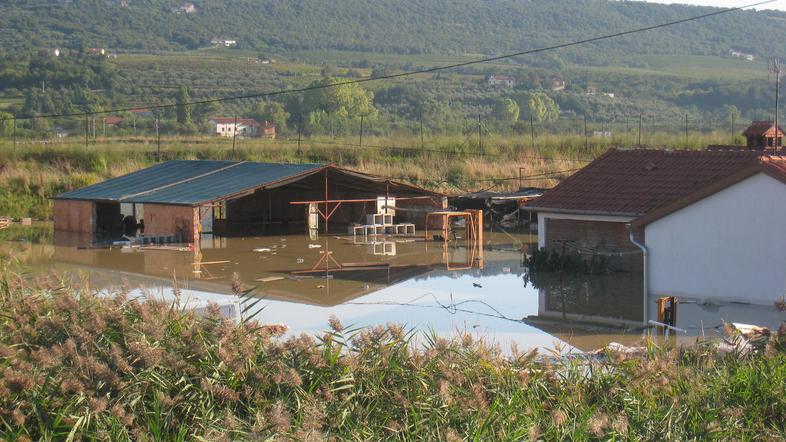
[55,160,324,206]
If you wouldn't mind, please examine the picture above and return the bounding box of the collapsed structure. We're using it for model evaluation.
[53,160,445,243]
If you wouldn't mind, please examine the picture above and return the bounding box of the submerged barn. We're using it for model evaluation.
[53,160,444,242]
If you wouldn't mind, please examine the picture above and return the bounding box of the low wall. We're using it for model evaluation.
[53,200,94,234]
[545,218,643,272]
[144,204,199,243]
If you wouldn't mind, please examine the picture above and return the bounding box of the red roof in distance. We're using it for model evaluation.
[743,120,785,137]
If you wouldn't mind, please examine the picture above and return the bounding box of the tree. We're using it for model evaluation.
[0,112,13,137]
[523,92,560,122]
[493,98,520,123]
[250,101,289,132]
[193,99,222,123]
[176,85,191,125]
[292,77,378,134]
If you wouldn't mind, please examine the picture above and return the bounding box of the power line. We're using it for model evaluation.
[2,0,774,123]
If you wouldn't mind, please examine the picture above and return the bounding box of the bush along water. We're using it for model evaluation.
[1,271,786,440]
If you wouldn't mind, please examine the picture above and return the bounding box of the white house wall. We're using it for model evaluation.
[646,173,786,304]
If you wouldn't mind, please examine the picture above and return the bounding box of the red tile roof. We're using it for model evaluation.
[743,121,785,137]
[103,116,123,125]
[528,148,769,217]
[633,155,786,226]
[209,117,259,126]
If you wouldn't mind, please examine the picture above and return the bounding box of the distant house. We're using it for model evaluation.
[87,48,106,56]
[487,75,516,88]
[211,38,237,47]
[730,49,755,62]
[208,117,276,139]
[52,48,61,57]
[586,85,597,95]
[103,116,123,126]
[54,127,69,138]
[549,77,566,92]
[177,2,196,13]
[129,108,154,119]
[743,121,784,149]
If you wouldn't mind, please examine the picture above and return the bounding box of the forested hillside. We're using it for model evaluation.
[2,0,786,63]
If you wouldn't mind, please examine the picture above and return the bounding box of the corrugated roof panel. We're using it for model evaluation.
[122,162,323,205]
[55,160,235,201]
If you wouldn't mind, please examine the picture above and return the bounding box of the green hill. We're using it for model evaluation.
[2,0,786,64]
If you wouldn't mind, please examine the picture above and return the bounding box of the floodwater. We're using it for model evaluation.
[2,223,784,354]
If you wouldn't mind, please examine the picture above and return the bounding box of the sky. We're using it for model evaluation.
[645,0,786,11]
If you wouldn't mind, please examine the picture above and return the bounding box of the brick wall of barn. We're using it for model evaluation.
[53,200,95,234]
[144,204,199,243]
[544,219,644,272]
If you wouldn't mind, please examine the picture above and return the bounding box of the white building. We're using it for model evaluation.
[211,38,237,47]
[208,117,276,138]
[528,149,786,306]
[635,158,786,305]
[487,75,516,87]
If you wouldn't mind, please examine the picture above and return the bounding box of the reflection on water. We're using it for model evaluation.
[2,223,784,353]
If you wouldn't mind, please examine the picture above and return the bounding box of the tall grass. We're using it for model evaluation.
[0,129,746,219]
[0,271,785,440]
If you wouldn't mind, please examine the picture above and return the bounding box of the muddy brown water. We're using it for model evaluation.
[2,223,784,354]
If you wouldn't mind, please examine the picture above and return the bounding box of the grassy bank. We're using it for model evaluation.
[0,271,785,440]
[0,130,740,219]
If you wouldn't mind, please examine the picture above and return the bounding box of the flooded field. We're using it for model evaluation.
[2,223,784,354]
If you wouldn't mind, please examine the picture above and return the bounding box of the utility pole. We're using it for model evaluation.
[359,114,364,149]
[103,118,106,138]
[12,119,16,154]
[584,115,588,151]
[155,118,161,161]
[85,115,89,148]
[297,116,302,156]
[477,114,482,154]
[420,112,424,153]
[769,57,783,147]
[685,114,688,147]
[231,115,238,158]
[530,114,535,151]
[730,112,735,144]
[638,113,642,146]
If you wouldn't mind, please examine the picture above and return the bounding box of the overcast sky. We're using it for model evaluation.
[644,0,786,11]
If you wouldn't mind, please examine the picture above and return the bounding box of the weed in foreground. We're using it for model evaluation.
[0,271,785,440]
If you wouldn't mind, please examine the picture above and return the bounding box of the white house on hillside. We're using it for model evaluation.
[487,75,516,87]
[208,117,276,139]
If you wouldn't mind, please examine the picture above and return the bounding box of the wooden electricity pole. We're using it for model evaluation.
[231,115,238,158]
[359,114,364,149]
[769,57,783,147]
[530,114,535,151]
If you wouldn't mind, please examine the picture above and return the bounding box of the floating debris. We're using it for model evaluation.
[255,276,286,283]
[308,244,322,249]
[253,247,272,252]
